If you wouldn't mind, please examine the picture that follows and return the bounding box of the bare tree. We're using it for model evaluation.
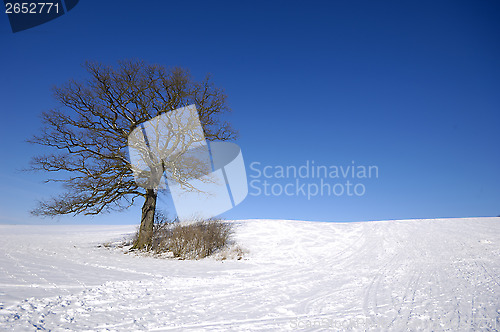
[28,59,236,249]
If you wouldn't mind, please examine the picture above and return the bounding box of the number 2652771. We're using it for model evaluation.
[5,2,60,14]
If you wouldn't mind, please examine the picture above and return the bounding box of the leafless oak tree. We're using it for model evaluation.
[28,60,236,249]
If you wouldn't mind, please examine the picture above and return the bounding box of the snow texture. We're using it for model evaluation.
[0,218,499,331]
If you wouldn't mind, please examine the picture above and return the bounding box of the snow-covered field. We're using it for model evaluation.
[0,218,499,331]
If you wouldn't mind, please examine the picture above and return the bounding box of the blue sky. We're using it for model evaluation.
[0,1,499,224]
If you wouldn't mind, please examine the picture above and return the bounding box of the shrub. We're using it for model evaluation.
[132,211,236,260]
[159,219,233,259]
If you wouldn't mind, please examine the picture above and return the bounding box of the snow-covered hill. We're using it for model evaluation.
[0,218,499,331]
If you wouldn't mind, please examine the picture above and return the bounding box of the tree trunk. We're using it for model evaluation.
[132,189,157,249]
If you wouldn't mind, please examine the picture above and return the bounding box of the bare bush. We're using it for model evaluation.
[162,219,233,259]
[131,214,235,260]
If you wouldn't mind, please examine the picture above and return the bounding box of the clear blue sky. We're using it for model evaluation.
[1,1,499,225]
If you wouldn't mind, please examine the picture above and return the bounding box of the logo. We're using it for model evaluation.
[4,0,79,33]
[127,105,248,221]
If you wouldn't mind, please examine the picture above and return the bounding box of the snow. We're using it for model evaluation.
[0,218,499,331]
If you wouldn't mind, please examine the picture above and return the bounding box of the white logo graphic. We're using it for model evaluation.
[127,105,247,221]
